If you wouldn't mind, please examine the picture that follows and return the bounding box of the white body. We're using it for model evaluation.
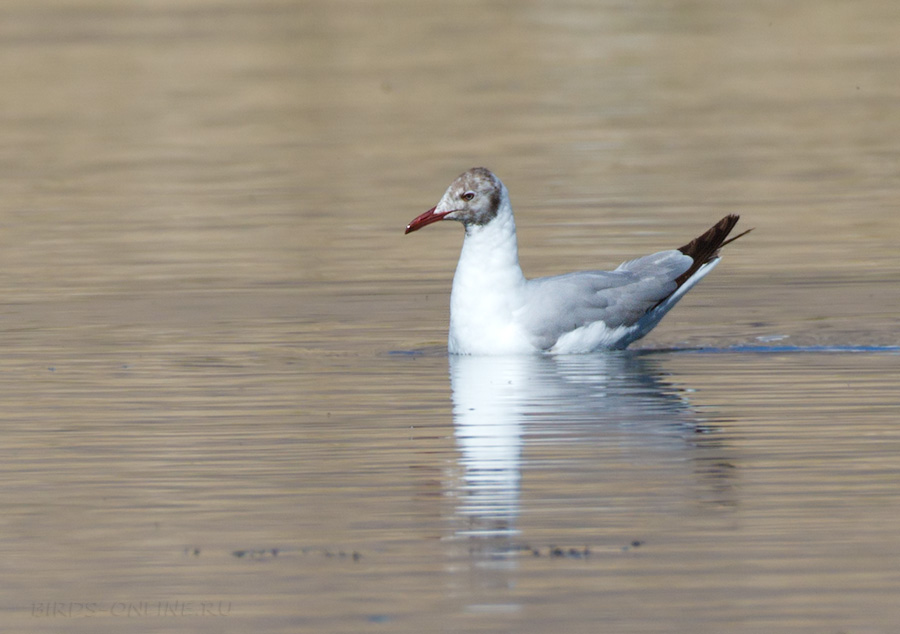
[447,192,718,354]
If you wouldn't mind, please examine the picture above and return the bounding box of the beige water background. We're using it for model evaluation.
[1,1,899,632]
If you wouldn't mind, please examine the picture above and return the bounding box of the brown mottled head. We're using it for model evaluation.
[405,167,506,234]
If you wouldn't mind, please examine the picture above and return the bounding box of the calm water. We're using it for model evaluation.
[2,1,899,632]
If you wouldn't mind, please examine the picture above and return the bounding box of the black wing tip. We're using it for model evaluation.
[674,214,748,287]
[677,214,746,259]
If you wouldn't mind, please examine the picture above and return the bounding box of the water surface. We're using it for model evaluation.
[1,1,899,632]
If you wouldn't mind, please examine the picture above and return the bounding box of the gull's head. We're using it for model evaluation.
[405,167,507,234]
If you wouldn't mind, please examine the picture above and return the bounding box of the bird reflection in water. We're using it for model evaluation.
[447,352,736,554]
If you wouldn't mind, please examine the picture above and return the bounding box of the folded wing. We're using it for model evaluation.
[519,249,693,350]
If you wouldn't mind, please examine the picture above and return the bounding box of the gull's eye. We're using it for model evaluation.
[461,191,476,202]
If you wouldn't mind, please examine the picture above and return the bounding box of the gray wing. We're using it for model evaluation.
[518,250,693,349]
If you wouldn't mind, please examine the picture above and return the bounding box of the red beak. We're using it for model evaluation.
[405,207,452,234]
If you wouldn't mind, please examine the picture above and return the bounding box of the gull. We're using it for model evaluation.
[405,167,749,354]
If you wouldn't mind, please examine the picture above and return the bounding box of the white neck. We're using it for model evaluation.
[448,199,531,354]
